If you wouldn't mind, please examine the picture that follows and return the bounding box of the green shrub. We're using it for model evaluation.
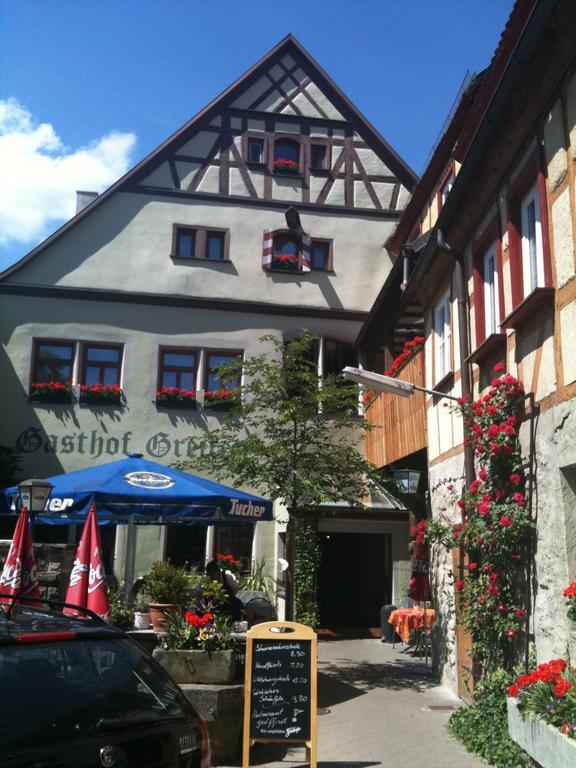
[449,668,530,767]
[141,561,191,604]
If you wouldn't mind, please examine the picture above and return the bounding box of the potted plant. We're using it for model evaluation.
[153,608,239,684]
[80,383,123,406]
[108,587,135,630]
[141,561,191,633]
[133,593,151,629]
[29,381,72,404]
[155,386,197,409]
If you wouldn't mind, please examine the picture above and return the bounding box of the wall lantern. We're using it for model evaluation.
[393,469,424,495]
[18,478,53,513]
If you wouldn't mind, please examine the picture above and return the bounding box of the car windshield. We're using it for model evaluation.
[0,638,187,750]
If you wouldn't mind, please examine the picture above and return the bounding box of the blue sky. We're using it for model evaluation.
[0,0,514,272]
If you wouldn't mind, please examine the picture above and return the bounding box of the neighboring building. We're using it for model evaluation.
[0,36,417,625]
[356,0,576,697]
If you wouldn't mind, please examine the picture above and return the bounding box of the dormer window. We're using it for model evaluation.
[273,139,300,175]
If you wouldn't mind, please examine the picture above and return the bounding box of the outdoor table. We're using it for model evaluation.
[388,607,436,644]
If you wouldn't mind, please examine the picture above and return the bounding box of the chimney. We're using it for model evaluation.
[76,191,98,214]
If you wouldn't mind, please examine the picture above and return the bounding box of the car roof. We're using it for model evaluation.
[0,597,126,646]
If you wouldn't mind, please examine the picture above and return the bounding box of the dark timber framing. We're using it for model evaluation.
[1,34,417,281]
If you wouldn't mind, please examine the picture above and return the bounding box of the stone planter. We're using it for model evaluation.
[180,683,243,766]
[507,696,576,767]
[153,648,238,684]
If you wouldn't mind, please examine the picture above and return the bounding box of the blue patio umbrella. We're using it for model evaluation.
[1,453,273,525]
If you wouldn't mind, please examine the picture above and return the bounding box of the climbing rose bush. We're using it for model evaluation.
[426,364,534,674]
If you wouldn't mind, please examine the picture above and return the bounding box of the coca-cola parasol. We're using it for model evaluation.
[0,507,41,605]
[64,504,110,621]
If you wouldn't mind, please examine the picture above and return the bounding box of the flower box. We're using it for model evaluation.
[507,696,576,768]
[203,391,238,411]
[79,384,123,406]
[272,159,300,176]
[270,254,300,272]
[153,648,239,684]
[156,387,197,409]
[29,382,72,404]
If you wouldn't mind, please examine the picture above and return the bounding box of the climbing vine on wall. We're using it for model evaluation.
[294,516,320,627]
[426,364,534,676]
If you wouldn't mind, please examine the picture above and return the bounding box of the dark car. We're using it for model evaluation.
[0,595,205,768]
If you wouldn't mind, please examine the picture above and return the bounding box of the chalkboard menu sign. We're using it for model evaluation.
[243,621,317,768]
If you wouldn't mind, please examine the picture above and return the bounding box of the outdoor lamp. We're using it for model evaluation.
[18,477,53,513]
[393,469,424,495]
[342,366,459,401]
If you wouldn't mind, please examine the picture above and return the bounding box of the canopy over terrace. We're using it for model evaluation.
[1,453,273,593]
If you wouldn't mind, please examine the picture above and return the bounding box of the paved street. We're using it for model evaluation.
[240,638,485,768]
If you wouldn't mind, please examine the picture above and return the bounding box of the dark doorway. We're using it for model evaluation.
[318,532,391,628]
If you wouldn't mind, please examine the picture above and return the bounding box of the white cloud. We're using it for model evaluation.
[0,98,136,248]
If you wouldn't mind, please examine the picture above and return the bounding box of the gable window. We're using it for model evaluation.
[310,144,327,170]
[433,289,451,383]
[32,340,74,386]
[520,184,545,297]
[273,138,300,175]
[310,239,332,271]
[82,344,122,387]
[247,138,264,165]
[172,225,229,261]
[158,348,197,392]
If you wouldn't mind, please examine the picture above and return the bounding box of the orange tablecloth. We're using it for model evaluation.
[388,607,436,643]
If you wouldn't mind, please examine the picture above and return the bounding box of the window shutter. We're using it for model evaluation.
[300,233,311,273]
[262,229,273,270]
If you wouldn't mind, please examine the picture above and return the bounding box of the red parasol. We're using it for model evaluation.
[0,507,41,605]
[64,504,110,621]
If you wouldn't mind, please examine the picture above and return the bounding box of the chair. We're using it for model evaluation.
[244,597,276,627]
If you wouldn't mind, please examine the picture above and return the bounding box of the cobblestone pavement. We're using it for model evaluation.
[239,638,486,768]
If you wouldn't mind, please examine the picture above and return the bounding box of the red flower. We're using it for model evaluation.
[500,516,512,528]
[509,473,522,485]
[479,469,487,481]
[508,684,519,697]
[469,562,477,572]
[454,580,464,591]
[493,363,505,373]
[479,501,490,516]
[470,479,482,494]
[495,489,506,500]
[515,609,526,618]
[554,681,572,697]
[506,628,516,638]
[513,493,525,506]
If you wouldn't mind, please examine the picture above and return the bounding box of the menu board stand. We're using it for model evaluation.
[242,620,317,768]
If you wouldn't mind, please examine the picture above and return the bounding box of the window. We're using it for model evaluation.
[247,138,264,165]
[273,138,300,174]
[205,352,241,392]
[310,240,332,271]
[32,341,74,385]
[172,226,229,261]
[310,144,327,170]
[81,344,122,387]
[158,348,197,391]
[272,232,300,271]
[433,290,451,382]
[482,242,501,337]
[322,339,356,376]
[206,231,225,261]
[438,168,455,211]
[520,184,545,297]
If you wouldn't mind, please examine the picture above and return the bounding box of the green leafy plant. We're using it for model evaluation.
[449,668,530,766]
[183,331,378,619]
[141,561,191,604]
[294,517,320,627]
[163,610,237,652]
[239,558,276,597]
[108,586,134,630]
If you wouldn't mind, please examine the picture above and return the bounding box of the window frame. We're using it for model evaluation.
[31,338,75,389]
[203,349,243,393]
[243,132,268,167]
[507,151,552,308]
[171,224,230,262]
[472,222,504,347]
[309,238,333,272]
[80,342,123,388]
[309,142,330,173]
[271,136,302,176]
[270,229,302,273]
[433,288,452,385]
[437,162,455,211]
[157,346,199,394]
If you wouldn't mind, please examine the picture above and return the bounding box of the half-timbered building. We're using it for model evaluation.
[356,0,576,697]
[0,35,417,624]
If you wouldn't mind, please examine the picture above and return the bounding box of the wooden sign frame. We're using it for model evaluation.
[242,620,317,768]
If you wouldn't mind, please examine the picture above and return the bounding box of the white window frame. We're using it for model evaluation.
[434,289,451,383]
[520,183,545,297]
[482,242,500,336]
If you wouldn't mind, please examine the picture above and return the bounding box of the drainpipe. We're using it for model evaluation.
[437,229,475,487]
